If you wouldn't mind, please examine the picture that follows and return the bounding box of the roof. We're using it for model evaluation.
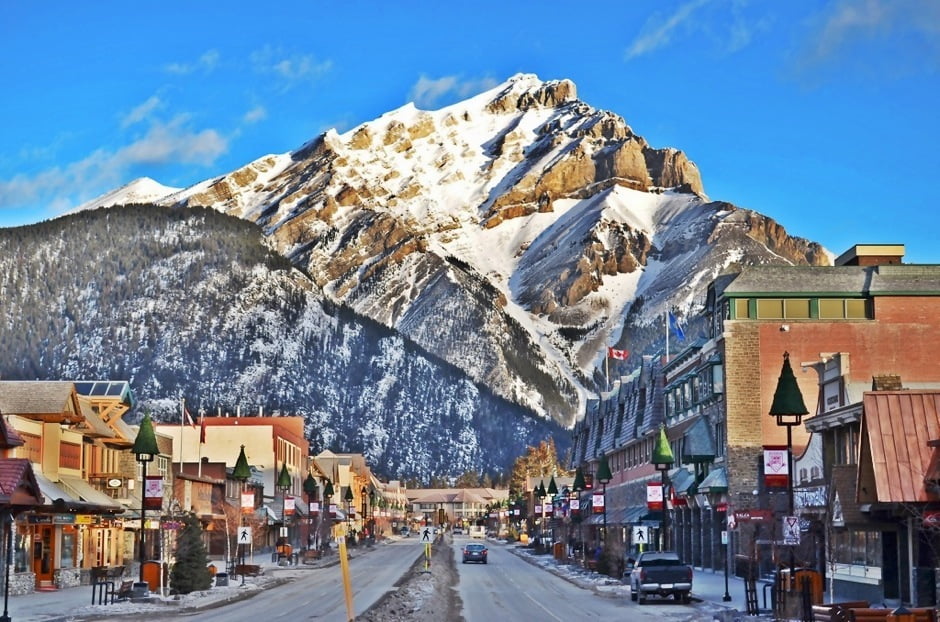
[0,381,83,423]
[720,264,940,298]
[0,458,42,508]
[0,414,25,448]
[862,390,940,503]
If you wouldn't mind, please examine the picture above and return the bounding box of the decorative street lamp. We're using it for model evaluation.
[769,351,809,593]
[595,455,613,545]
[361,486,368,536]
[536,480,546,548]
[133,412,159,585]
[572,466,585,563]
[547,476,558,546]
[344,485,354,536]
[232,445,251,585]
[322,479,334,552]
[304,473,318,550]
[652,425,675,550]
[276,462,291,557]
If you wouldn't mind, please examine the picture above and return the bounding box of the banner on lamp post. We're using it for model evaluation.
[309,501,320,516]
[284,496,295,516]
[764,445,789,488]
[241,491,254,513]
[144,476,163,511]
[647,481,663,511]
[592,493,605,513]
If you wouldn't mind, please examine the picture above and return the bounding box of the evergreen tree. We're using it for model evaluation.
[170,513,212,594]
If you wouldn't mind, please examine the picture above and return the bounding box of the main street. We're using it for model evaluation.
[451,536,697,621]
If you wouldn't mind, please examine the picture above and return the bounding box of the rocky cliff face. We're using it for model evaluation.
[83,73,827,426]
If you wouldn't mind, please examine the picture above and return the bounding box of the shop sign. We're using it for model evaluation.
[923,511,940,527]
[733,509,772,522]
[76,515,95,525]
[28,515,54,524]
[107,478,123,489]
[53,514,76,524]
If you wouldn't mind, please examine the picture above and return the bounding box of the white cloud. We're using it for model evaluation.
[250,46,332,90]
[121,96,163,128]
[793,0,940,79]
[164,49,221,75]
[625,0,710,59]
[408,75,499,109]
[243,105,267,124]
[0,117,227,211]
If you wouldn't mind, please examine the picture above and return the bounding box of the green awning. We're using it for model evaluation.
[698,466,728,494]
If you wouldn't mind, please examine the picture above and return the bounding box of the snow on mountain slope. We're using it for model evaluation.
[75,73,827,426]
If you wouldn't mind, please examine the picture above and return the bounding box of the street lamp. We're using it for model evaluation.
[768,352,809,590]
[652,425,674,550]
[572,467,585,563]
[596,455,612,546]
[361,486,368,537]
[132,412,159,585]
[344,486,354,538]
[232,445,251,584]
[536,481,546,548]
[322,479,334,552]
[547,476,558,546]
[304,473,318,550]
[276,462,291,558]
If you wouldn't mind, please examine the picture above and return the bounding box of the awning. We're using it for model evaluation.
[33,471,120,514]
[698,466,728,494]
[682,417,716,462]
[34,471,78,505]
[670,467,696,497]
[59,475,122,510]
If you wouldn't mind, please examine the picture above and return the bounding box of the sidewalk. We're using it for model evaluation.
[508,543,775,621]
[5,546,355,622]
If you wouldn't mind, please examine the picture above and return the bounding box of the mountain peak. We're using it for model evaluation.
[72,177,180,214]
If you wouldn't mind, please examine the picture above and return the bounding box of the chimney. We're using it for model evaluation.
[872,375,902,391]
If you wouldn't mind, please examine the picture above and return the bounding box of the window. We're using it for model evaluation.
[733,299,749,319]
[756,299,783,319]
[831,529,881,566]
[834,424,859,465]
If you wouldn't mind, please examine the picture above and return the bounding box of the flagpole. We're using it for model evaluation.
[605,353,609,393]
[665,311,670,362]
[198,411,204,477]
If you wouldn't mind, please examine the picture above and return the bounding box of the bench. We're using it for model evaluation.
[114,580,134,602]
[846,608,937,622]
[811,601,870,622]
[234,564,263,577]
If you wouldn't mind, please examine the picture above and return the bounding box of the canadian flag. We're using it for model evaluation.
[607,347,628,360]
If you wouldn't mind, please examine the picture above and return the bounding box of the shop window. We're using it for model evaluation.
[61,526,77,568]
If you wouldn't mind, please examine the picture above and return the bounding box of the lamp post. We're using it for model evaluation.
[536,481,546,549]
[344,486,354,539]
[304,474,318,550]
[596,455,612,547]
[0,512,13,622]
[232,445,251,585]
[361,486,368,537]
[368,490,375,537]
[276,462,291,558]
[322,479,334,552]
[768,352,809,594]
[572,467,585,563]
[652,425,674,550]
[547,476,558,546]
[133,412,159,584]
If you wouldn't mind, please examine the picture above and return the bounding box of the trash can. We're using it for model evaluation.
[215,572,229,587]
[131,582,150,599]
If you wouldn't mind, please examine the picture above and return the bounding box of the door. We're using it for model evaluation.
[32,525,55,586]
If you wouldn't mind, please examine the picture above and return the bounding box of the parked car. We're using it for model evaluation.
[628,551,693,604]
[400,526,411,537]
[469,525,486,539]
[462,543,488,564]
[453,526,464,535]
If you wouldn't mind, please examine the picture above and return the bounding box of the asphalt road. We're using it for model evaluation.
[179,540,423,621]
[452,536,698,621]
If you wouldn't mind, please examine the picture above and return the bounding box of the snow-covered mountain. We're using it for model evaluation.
[76,73,828,427]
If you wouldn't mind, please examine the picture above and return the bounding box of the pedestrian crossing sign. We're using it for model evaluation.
[632,525,649,544]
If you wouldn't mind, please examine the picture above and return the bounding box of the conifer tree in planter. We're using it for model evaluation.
[170,512,213,594]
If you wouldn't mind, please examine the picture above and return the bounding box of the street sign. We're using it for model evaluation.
[783,516,800,545]
[721,530,728,545]
[238,526,252,544]
[632,525,649,545]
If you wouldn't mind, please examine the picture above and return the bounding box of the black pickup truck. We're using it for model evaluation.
[628,551,693,604]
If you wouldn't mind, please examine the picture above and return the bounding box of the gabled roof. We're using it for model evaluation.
[0,381,84,423]
[0,458,42,508]
[861,390,940,503]
[0,414,25,448]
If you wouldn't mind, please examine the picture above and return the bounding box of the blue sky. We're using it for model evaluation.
[2,1,938,262]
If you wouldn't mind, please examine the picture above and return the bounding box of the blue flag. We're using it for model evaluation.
[668,311,686,341]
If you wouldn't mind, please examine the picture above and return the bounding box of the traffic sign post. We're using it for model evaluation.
[783,516,800,546]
